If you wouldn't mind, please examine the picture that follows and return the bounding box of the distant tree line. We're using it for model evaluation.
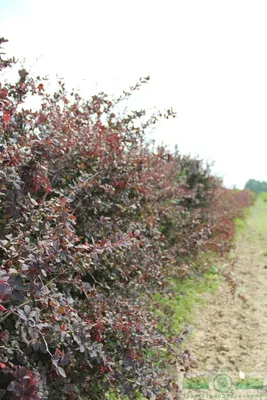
[245,179,267,193]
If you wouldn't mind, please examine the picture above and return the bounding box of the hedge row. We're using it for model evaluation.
[0,38,254,399]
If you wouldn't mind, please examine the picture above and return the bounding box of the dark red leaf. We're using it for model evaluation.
[0,281,12,302]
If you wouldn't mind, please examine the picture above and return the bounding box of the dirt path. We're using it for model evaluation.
[178,196,267,397]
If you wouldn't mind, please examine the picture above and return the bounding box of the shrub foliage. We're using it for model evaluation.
[0,38,254,399]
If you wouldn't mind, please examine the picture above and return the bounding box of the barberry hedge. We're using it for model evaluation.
[0,38,254,399]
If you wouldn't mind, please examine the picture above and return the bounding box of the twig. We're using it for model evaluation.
[0,298,32,323]
[71,170,103,213]
[0,276,57,324]
[0,345,24,354]
[40,332,53,357]
[80,259,106,290]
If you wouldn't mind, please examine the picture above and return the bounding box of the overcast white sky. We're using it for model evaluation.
[1,0,267,188]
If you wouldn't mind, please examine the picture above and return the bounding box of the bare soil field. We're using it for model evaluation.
[177,196,267,399]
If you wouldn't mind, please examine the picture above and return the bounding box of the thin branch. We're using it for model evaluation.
[40,332,53,357]
[0,276,57,324]
[71,170,103,213]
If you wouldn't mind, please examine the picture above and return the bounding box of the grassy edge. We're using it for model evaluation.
[152,266,221,337]
[234,203,254,240]
[149,202,254,371]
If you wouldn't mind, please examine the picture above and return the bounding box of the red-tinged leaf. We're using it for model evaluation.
[0,304,6,312]
[0,361,10,374]
[16,366,27,380]
[48,299,58,307]
[0,88,8,99]
[24,383,37,395]
[55,348,63,357]
[0,330,9,345]
[3,111,9,123]
[37,83,44,91]
[45,185,52,194]
[0,281,12,302]
[60,352,71,367]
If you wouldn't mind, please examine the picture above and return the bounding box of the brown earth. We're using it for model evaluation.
[175,198,267,399]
